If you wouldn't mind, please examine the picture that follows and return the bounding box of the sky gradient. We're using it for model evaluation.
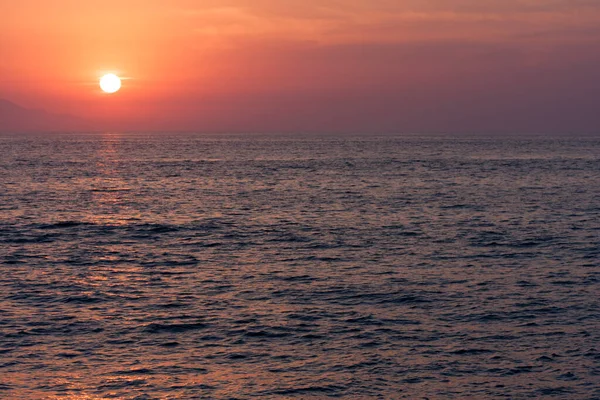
[1,0,600,133]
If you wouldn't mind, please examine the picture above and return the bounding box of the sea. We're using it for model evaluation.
[0,134,599,399]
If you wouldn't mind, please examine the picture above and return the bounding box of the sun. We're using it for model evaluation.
[99,74,122,94]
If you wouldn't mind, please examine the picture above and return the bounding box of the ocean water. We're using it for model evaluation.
[0,134,599,399]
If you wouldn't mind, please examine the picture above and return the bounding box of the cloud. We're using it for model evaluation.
[169,0,600,46]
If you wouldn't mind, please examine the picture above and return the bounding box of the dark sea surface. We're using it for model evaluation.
[0,134,599,399]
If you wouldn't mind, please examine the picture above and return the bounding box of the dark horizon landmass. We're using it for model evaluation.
[0,99,93,133]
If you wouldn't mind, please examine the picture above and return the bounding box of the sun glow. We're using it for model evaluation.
[99,74,122,94]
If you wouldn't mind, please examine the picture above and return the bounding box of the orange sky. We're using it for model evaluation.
[1,0,600,133]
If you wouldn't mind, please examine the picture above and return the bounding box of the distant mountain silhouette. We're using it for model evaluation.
[0,99,93,132]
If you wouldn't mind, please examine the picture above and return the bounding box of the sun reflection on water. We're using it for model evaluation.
[88,133,140,227]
